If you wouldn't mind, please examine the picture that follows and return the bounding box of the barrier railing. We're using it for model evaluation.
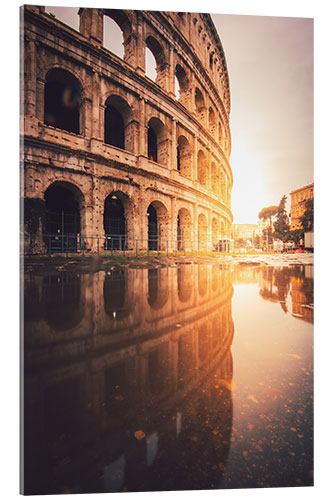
[25,233,233,256]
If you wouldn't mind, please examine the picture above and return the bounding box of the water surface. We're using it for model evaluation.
[23,262,313,494]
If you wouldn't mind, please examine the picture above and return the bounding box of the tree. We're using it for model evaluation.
[299,199,314,232]
[273,195,290,242]
[258,205,278,228]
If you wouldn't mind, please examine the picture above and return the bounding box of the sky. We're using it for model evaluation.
[44,5,313,224]
[212,14,313,223]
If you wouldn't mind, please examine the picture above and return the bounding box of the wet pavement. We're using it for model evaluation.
[23,256,313,494]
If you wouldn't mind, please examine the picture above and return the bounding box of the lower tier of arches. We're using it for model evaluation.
[23,166,232,255]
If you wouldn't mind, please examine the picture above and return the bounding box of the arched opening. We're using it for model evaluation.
[145,46,157,81]
[198,213,207,252]
[197,150,208,188]
[177,265,192,303]
[44,182,83,253]
[198,265,208,298]
[148,125,158,162]
[103,15,124,58]
[104,95,133,151]
[177,135,191,178]
[148,204,158,250]
[195,87,205,124]
[104,269,129,320]
[103,9,132,63]
[175,64,188,102]
[148,268,169,310]
[43,273,84,330]
[145,36,166,86]
[104,193,127,250]
[44,68,82,134]
[209,107,216,137]
[105,104,124,149]
[147,201,169,251]
[177,207,192,251]
[147,117,167,165]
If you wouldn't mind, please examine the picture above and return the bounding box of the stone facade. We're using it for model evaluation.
[290,183,314,230]
[21,6,233,254]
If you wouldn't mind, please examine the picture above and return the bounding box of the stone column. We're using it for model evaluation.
[24,39,37,117]
[207,210,212,252]
[169,47,175,97]
[36,77,45,122]
[99,103,106,142]
[170,197,177,252]
[192,204,198,251]
[171,118,177,171]
[136,13,146,75]
[91,71,101,139]
[138,97,146,156]
[79,8,103,45]
[193,135,198,181]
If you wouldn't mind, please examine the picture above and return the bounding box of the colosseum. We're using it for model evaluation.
[21,6,233,254]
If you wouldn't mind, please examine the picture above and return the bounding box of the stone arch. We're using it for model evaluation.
[103,191,131,250]
[177,207,192,251]
[104,94,134,152]
[104,268,130,320]
[177,135,192,178]
[147,268,169,310]
[147,117,168,165]
[44,67,84,134]
[177,265,192,303]
[147,200,169,251]
[198,265,208,298]
[103,9,132,62]
[198,212,208,252]
[175,64,189,102]
[145,35,167,87]
[197,150,208,188]
[44,181,85,252]
[209,107,216,137]
[195,87,205,125]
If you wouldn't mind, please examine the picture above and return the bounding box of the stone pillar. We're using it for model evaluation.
[91,71,101,139]
[136,13,145,75]
[99,103,106,142]
[169,47,175,97]
[193,204,198,251]
[81,97,92,138]
[79,8,103,45]
[36,77,45,122]
[138,97,146,156]
[207,151,212,191]
[207,210,212,252]
[193,135,198,181]
[24,39,37,117]
[171,118,177,171]
[170,197,177,252]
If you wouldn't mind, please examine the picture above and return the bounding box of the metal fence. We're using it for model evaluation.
[31,233,233,256]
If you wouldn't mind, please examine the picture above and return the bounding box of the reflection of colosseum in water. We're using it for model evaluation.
[22,7,233,254]
[24,264,234,494]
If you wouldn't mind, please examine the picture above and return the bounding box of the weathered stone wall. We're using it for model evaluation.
[21,6,233,253]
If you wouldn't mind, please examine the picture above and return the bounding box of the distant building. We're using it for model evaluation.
[290,183,314,230]
[231,224,260,243]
